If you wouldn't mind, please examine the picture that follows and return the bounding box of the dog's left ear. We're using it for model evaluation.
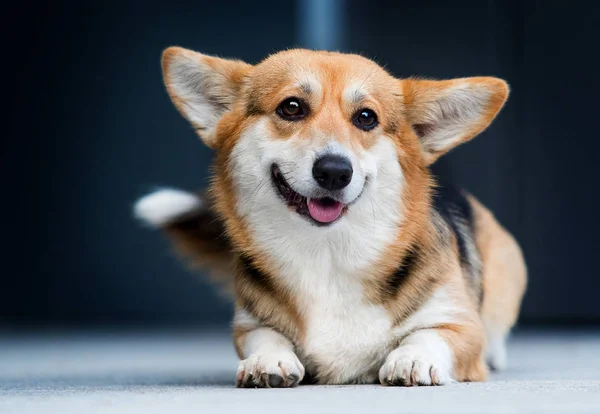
[162,47,253,148]
[402,77,509,165]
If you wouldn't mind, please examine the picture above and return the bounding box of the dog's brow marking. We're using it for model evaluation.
[343,82,369,106]
[300,81,313,96]
[351,89,366,105]
[286,63,322,100]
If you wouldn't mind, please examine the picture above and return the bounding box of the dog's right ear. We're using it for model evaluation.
[161,47,253,148]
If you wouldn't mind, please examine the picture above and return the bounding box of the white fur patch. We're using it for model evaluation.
[392,286,464,340]
[243,327,296,357]
[233,308,260,331]
[134,188,202,227]
[301,298,392,384]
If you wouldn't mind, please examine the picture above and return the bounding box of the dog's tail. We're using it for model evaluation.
[134,188,235,295]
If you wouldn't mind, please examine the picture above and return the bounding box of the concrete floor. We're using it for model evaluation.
[1,329,599,413]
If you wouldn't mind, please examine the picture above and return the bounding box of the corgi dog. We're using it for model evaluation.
[134,47,527,387]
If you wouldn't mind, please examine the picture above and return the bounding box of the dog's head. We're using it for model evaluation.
[161,48,508,268]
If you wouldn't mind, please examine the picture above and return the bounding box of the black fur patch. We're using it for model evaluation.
[237,255,277,322]
[431,181,473,267]
[383,245,421,299]
[169,202,230,253]
[431,180,483,306]
[239,254,274,293]
[245,100,264,117]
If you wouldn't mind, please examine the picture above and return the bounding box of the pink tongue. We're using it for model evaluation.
[307,198,344,223]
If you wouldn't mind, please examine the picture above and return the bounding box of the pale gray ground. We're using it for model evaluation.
[1,329,599,413]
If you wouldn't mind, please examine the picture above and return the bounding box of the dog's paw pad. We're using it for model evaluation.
[267,373,283,387]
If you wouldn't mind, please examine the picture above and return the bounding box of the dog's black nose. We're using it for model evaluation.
[312,155,353,191]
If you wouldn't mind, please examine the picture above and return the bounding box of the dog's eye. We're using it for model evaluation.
[353,109,378,131]
[277,98,307,120]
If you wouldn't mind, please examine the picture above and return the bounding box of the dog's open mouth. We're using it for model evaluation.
[271,164,346,225]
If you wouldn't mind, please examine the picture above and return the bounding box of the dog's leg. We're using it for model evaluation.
[380,322,487,386]
[485,324,508,371]
[234,325,304,388]
[379,329,455,386]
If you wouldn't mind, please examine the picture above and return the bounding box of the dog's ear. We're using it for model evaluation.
[161,47,252,148]
[402,77,509,165]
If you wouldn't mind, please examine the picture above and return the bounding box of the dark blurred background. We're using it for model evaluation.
[3,0,599,329]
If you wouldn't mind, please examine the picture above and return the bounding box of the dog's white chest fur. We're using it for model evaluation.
[292,268,394,384]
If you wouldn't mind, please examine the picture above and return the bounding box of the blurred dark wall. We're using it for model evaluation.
[2,0,599,326]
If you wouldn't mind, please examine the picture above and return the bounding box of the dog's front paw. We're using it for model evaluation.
[379,345,453,386]
[236,352,305,388]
